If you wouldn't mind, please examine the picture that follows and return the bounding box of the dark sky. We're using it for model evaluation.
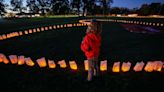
[112,0,164,9]
[5,0,164,9]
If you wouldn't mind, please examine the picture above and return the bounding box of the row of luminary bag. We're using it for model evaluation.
[0,23,87,41]
[0,53,163,72]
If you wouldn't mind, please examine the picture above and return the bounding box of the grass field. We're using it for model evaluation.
[0,17,164,92]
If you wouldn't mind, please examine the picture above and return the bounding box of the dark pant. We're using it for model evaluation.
[87,57,99,81]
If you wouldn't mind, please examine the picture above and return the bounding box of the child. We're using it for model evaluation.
[80,19,102,81]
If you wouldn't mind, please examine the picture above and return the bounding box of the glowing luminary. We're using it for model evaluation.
[100,60,107,71]
[153,61,163,72]
[19,31,23,35]
[53,26,56,29]
[18,56,25,65]
[33,29,36,33]
[36,57,47,68]
[0,35,3,40]
[161,24,163,26]
[144,61,154,72]
[29,29,33,33]
[25,57,35,66]
[60,25,63,28]
[73,24,76,26]
[112,62,120,72]
[3,56,9,64]
[2,34,6,39]
[133,62,145,72]
[37,28,40,32]
[57,25,60,28]
[41,27,44,31]
[69,61,77,70]
[49,26,52,30]
[121,62,131,72]
[84,60,88,71]
[9,55,18,64]
[58,60,66,68]
[0,53,4,62]
[48,60,56,69]
[24,30,28,34]
[45,27,48,30]
[64,24,67,27]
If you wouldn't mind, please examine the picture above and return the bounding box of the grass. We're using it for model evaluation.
[0,17,164,92]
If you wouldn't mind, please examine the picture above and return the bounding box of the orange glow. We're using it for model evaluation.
[0,53,4,62]
[18,56,25,65]
[133,62,145,72]
[100,60,107,71]
[45,27,48,30]
[53,25,56,29]
[69,61,77,70]
[33,29,36,33]
[84,60,88,71]
[153,61,163,72]
[58,60,66,68]
[2,34,7,39]
[41,27,44,31]
[144,61,154,72]
[57,25,60,28]
[48,60,56,69]
[24,30,28,34]
[0,36,3,40]
[9,55,18,64]
[29,29,33,34]
[112,62,120,72]
[36,57,47,68]
[19,31,23,35]
[49,26,52,30]
[64,24,67,27]
[3,56,9,64]
[60,25,63,28]
[37,28,40,32]
[25,57,35,66]
[121,62,131,72]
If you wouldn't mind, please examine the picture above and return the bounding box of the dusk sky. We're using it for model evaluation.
[4,0,164,9]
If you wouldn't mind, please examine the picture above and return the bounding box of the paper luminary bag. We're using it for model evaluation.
[3,55,9,64]
[69,61,78,70]
[0,53,4,62]
[84,60,89,71]
[144,61,154,72]
[36,57,47,68]
[25,57,35,66]
[153,61,163,72]
[48,60,56,69]
[58,60,67,68]
[9,55,18,64]
[121,62,131,72]
[112,62,120,72]
[133,62,145,72]
[100,60,107,71]
[18,56,25,65]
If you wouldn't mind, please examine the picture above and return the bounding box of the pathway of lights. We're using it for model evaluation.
[0,53,164,72]
[0,19,164,73]
[0,19,163,41]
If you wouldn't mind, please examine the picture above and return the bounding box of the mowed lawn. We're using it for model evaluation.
[0,17,164,92]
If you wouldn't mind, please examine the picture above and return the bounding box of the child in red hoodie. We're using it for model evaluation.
[80,19,102,81]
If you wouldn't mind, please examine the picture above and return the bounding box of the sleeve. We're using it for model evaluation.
[80,36,90,52]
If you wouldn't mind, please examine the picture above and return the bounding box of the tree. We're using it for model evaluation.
[10,0,23,13]
[51,0,70,15]
[37,0,52,15]
[26,0,39,14]
[0,0,5,16]
[71,0,81,15]
[99,0,113,15]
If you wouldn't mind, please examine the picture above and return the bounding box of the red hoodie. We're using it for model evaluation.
[81,33,101,59]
